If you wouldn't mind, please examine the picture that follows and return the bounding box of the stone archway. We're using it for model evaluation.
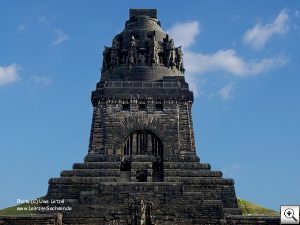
[112,114,178,156]
[123,130,163,157]
[121,130,164,182]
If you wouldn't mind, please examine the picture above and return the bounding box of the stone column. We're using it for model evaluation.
[147,133,152,154]
[132,133,137,155]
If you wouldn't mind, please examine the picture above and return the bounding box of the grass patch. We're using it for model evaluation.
[0,198,43,216]
[238,198,279,216]
[0,197,279,216]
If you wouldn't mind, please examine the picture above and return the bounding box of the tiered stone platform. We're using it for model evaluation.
[46,154,240,224]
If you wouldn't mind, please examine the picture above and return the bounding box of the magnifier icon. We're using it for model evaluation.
[284,208,298,222]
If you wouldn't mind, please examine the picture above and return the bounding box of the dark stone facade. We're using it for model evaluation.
[0,9,280,225]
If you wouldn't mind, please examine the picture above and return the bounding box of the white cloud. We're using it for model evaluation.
[0,64,19,86]
[51,30,68,46]
[30,76,52,88]
[185,49,287,77]
[209,82,235,101]
[167,19,288,97]
[167,21,200,48]
[243,9,289,49]
[219,83,234,100]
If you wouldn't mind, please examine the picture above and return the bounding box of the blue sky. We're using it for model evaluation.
[0,0,299,211]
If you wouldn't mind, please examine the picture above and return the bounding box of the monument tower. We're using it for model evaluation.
[45,9,279,225]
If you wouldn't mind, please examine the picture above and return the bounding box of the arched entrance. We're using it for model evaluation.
[123,131,163,156]
[121,131,164,182]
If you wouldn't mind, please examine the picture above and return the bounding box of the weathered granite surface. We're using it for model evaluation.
[0,9,279,225]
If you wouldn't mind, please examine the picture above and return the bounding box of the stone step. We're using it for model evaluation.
[164,162,211,170]
[47,184,97,199]
[97,182,184,193]
[223,208,243,215]
[62,168,157,177]
[181,191,228,202]
[61,169,121,177]
[165,177,234,185]
[49,176,233,185]
[164,169,222,177]
[183,191,206,195]
[73,162,120,169]
[74,161,211,169]
[225,215,280,224]
[73,161,211,172]
[84,154,200,162]
[73,161,155,170]
[84,154,157,162]
[62,168,219,178]
[84,154,121,162]
[165,154,200,162]
[131,161,152,169]
[49,177,119,184]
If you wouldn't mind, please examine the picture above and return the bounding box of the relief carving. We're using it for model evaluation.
[148,36,160,65]
[140,199,154,225]
[176,46,184,73]
[101,29,185,73]
[127,35,137,66]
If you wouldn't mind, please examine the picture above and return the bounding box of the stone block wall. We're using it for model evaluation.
[88,79,195,156]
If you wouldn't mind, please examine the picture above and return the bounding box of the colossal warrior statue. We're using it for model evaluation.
[42,9,280,225]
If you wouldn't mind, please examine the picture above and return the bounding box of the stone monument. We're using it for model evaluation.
[45,9,280,224]
[0,9,280,225]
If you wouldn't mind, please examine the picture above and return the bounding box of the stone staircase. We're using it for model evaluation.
[45,153,243,224]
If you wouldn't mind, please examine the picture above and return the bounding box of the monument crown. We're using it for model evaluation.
[129,9,157,19]
[101,9,185,82]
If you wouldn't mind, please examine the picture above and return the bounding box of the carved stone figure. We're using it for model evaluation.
[129,35,136,47]
[140,199,153,225]
[176,46,184,72]
[55,213,63,225]
[170,48,176,68]
[146,202,154,225]
[140,199,146,225]
[130,203,138,225]
[138,53,146,65]
[163,34,170,48]
[127,35,137,66]
[149,46,159,65]
[154,45,160,65]
[148,36,159,65]
[166,39,175,67]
